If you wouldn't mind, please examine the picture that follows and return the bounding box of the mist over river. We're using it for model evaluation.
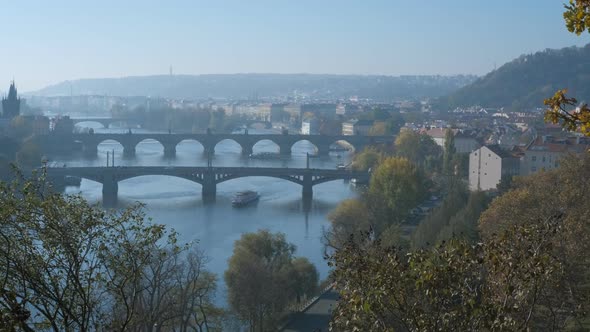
[50,126,357,306]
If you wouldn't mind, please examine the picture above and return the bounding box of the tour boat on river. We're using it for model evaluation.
[231,190,260,207]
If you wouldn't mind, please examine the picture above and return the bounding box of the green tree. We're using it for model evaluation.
[9,116,33,140]
[368,157,427,228]
[351,147,381,171]
[324,199,372,250]
[224,230,318,331]
[394,131,442,172]
[15,139,41,169]
[0,170,220,331]
[328,236,489,331]
[442,129,456,176]
[291,258,319,304]
[412,181,468,248]
[329,212,589,331]
[545,1,590,134]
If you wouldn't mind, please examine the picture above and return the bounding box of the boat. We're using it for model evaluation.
[232,190,260,207]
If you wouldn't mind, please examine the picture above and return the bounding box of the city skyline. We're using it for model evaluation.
[1,0,589,91]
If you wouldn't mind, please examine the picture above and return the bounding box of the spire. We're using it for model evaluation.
[7,80,17,100]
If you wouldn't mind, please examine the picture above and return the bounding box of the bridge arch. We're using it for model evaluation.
[216,174,304,186]
[74,120,109,129]
[214,138,245,155]
[291,139,319,155]
[331,139,357,153]
[252,139,280,154]
[175,139,205,154]
[135,138,165,155]
[97,139,125,152]
[117,174,203,185]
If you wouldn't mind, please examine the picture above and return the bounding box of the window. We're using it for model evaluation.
[488,153,491,157]
[555,162,559,168]
[532,156,537,162]
[531,167,537,172]
[542,156,546,162]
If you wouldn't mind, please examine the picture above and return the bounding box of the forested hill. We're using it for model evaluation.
[439,44,590,110]
[29,74,476,101]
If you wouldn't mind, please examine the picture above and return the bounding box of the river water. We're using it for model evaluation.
[50,126,356,306]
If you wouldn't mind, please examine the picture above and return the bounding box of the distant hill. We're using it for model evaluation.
[28,74,476,101]
[440,44,590,110]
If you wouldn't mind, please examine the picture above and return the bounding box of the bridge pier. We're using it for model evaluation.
[201,172,216,203]
[83,144,98,157]
[203,145,215,157]
[279,143,292,156]
[316,143,332,156]
[163,144,176,158]
[241,144,253,156]
[123,144,136,158]
[102,177,118,207]
[302,173,313,204]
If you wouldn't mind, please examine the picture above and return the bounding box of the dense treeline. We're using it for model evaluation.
[439,44,590,110]
[329,154,590,331]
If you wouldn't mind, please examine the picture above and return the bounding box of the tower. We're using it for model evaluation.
[2,81,21,118]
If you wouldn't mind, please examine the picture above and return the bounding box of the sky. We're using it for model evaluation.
[1,0,589,92]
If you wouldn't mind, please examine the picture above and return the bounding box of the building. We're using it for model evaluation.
[301,118,320,135]
[270,103,287,123]
[520,135,590,176]
[342,119,374,136]
[469,145,520,191]
[424,128,480,153]
[51,116,74,135]
[301,103,337,120]
[1,81,21,119]
[25,115,50,135]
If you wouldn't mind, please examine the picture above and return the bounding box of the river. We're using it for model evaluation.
[50,126,356,306]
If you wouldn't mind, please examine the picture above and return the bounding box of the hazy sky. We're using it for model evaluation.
[1,0,589,91]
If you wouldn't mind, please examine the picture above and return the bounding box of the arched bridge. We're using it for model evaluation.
[46,166,370,207]
[68,133,394,157]
[71,117,136,128]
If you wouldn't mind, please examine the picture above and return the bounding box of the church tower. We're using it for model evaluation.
[2,81,21,118]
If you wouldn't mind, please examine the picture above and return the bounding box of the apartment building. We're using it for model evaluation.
[469,145,520,191]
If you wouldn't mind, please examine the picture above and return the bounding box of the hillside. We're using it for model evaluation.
[441,44,590,110]
[28,73,476,101]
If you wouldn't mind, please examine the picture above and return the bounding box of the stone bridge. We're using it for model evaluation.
[71,117,135,128]
[69,133,394,157]
[46,166,370,207]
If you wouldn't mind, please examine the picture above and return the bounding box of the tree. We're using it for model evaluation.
[412,181,468,248]
[368,157,427,228]
[324,199,372,250]
[368,121,388,136]
[9,116,33,140]
[351,147,381,171]
[479,154,590,329]
[442,129,456,176]
[0,170,220,331]
[564,0,590,35]
[545,1,590,134]
[328,236,489,331]
[329,210,589,331]
[15,139,42,169]
[290,258,319,304]
[394,131,442,172]
[224,230,318,332]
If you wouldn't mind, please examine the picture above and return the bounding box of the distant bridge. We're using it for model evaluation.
[70,117,136,128]
[46,166,369,207]
[65,133,394,157]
